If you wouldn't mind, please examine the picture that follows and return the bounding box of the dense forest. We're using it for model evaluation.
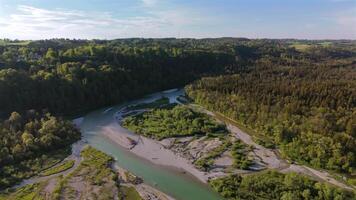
[210,170,355,200]
[186,58,356,174]
[1,38,355,117]
[0,38,235,116]
[0,38,355,192]
[0,111,80,189]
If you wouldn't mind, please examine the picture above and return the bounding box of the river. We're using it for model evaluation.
[77,89,223,200]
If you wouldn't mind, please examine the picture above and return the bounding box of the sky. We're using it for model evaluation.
[0,0,355,40]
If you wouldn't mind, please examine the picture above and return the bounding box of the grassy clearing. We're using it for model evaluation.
[119,185,142,200]
[40,160,75,177]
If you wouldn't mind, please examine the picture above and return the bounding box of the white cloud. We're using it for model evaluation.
[0,5,209,39]
[141,0,160,6]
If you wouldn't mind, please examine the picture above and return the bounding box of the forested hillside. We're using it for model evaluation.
[0,38,235,116]
[1,38,354,117]
[186,55,356,174]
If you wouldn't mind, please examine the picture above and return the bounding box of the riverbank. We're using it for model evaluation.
[115,165,175,200]
[101,121,226,183]
[110,94,354,191]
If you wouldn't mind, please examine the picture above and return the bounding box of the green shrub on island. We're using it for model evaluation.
[231,140,253,170]
[122,105,228,140]
[40,160,75,177]
[209,171,355,200]
[195,139,232,171]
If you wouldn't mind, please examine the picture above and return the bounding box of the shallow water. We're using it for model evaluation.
[78,89,222,200]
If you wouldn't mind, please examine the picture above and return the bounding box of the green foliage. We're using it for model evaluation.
[186,62,356,174]
[118,186,142,200]
[40,160,75,176]
[210,171,355,200]
[78,146,115,185]
[52,146,118,199]
[0,182,45,200]
[122,105,227,140]
[0,111,80,189]
[0,39,235,116]
[195,139,232,171]
[231,140,253,169]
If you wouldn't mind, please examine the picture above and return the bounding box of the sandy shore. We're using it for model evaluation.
[115,165,175,200]
[101,121,226,183]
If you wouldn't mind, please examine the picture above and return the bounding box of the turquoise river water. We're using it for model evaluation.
[77,89,223,200]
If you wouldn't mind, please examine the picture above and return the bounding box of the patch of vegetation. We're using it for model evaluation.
[230,140,253,169]
[195,138,232,171]
[52,146,119,200]
[194,138,253,171]
[253,137,275,149]
[40,160,75,177]
[209,171,355,200]
[73,146,115,185]
[124,171,143,185]
[0,182,46,200]
[348,178,356,187]
[127,97,170,110]
[0,111,80,189]
[122,105,228,140]
[119,185,142,200]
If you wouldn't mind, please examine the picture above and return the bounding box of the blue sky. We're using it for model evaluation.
[0,0,355,39]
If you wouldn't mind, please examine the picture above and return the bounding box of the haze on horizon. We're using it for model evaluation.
[0,0,355,40]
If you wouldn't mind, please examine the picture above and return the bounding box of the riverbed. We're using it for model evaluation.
[77,89,223,200]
